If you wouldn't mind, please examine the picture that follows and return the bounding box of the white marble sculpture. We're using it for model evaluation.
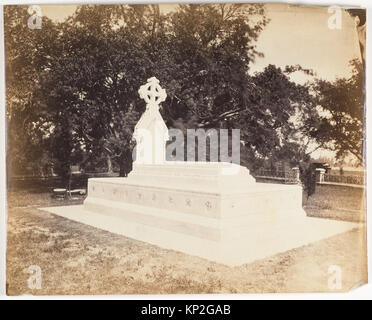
[133,77,169,164]
[43,77,359,266]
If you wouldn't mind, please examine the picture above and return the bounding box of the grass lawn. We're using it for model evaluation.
[6,184,367,295]
[304,184,366,222]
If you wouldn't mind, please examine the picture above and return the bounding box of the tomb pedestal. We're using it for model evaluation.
[42,77,358,266]
[82,161,315,265]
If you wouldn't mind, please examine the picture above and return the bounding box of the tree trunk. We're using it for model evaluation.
[119,150,133,177]
[119,163,126,177]
[107,156,113,173]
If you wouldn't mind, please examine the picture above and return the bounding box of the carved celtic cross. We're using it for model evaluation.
[138,77,166,110]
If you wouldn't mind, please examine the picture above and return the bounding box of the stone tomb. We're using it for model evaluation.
[41,77,359,266]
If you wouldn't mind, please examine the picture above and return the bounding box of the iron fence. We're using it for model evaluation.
[324,174,364,185]
[254,169,299,184]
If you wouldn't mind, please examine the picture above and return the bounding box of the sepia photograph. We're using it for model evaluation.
[2,1,367,296]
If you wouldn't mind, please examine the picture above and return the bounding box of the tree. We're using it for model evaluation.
[238,65,319,171]
[5,3,321,187]
[161,4,269,128]
[311,59,365,164]
[40,5,147,177]
[4,6,60,177]
[35,3,271,176]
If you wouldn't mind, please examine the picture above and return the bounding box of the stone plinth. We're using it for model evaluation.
[68,161,344,265]
[84,162,304,223]
[42,164,358,265]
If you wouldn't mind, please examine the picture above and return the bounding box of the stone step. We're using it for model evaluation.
[40,204,360,266]
[84,196,308,242]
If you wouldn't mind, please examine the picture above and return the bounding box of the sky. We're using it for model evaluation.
[250,3,361,83]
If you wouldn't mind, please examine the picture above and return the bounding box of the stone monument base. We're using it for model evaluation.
[40,162,359,266]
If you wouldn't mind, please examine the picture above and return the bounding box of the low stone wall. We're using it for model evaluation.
[8,172,120,191]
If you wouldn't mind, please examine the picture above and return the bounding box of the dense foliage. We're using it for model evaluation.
[310,59,364,164]
[5,4,364,196]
